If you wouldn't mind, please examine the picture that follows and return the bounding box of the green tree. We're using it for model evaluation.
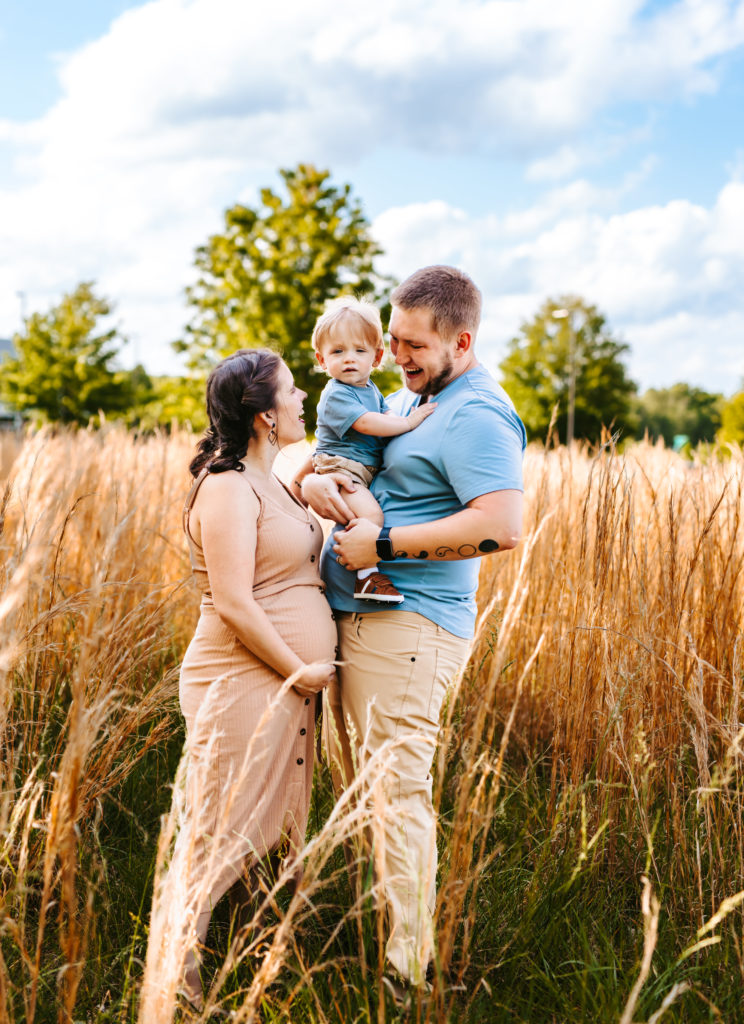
[499,296,637,444]
[717,390,744,444]
[633,383,722,446]
[176,164,398,431]
[1,283,132,425]
[132,374,207,432]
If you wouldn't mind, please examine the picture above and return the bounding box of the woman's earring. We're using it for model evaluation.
[268,421,278,446]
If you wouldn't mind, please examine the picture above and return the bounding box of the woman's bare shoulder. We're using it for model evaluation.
[193,470,261,516]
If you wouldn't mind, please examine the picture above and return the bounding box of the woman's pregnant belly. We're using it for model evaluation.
[180,583,337,691]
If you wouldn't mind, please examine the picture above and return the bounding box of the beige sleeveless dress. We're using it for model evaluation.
[179,466,337,905]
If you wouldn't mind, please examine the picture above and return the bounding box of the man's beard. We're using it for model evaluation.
[419,355,455,399]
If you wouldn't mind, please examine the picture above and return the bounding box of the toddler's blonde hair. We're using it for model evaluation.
[311,297,384,356]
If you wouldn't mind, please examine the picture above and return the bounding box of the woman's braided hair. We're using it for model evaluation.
[189,348,283,477]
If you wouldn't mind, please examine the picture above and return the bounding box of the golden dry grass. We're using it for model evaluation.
[0,426,195,1022]
[468,441,744,914]
[0,428,742,1022]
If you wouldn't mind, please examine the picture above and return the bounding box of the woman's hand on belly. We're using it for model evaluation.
[291,660,337,697]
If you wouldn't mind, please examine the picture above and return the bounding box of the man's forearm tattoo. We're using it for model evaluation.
[394,539,501,560]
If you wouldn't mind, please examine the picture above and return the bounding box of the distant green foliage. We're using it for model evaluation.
[717,390,744,443]
[633,382,722,446]
[175,164,397,431]
[132,374,206,431]
[499,296,637,444]
[0,282,133,425]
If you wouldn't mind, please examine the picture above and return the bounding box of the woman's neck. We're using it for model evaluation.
[239,438,277,478]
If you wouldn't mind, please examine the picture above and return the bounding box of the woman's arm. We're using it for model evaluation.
[193,473,334,691]
[289,454,315,505]
[332,489,523,569]
[301,471,358,524]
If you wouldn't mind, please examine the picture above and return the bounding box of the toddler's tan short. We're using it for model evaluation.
[312,452,376,487]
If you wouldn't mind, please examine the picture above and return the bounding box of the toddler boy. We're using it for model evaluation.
[312,297,435,602]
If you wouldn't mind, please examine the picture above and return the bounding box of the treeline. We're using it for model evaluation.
[2,163,743,446]
[499,296,744,447]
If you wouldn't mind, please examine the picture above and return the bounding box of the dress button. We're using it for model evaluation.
[304,698,310,705]
[300,728,306,735]
[297,757,304,765]
[310,554,316,562]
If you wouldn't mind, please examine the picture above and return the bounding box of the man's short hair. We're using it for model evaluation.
[390,266,482,338]
[311,297,384,354]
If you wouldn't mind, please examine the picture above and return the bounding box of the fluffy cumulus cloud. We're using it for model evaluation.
[0,0,743,380]
[373,178,744,394]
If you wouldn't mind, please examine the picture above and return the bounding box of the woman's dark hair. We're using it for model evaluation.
[189,349,283,477]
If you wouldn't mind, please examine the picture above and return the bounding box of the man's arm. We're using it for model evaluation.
[332,489,523,570]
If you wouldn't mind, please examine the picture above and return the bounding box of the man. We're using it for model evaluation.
[302,265,526,993]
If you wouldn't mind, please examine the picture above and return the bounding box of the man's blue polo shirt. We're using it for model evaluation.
[320,364,526,639]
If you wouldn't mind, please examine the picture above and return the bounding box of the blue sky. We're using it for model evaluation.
[1,0,743,394]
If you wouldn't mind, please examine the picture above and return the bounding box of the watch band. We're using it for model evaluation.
[376,525,395,561]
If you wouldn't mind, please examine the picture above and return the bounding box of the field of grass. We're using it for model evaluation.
[0,427,742,1023]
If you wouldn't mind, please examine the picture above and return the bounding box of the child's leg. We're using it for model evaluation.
[343,483,384,527]
[343,484,404,604]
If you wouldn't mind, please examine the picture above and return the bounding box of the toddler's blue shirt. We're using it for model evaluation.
[315,378,388,469]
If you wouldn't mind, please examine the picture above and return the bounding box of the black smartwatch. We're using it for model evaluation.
[375,525,395,561]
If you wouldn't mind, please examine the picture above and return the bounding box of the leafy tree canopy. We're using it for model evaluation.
[0,282,132,425]
[717,390,744,444]
[175,163,399,431]
[133,375,207,432]
[498,296,637,444]
[633,382,722,447]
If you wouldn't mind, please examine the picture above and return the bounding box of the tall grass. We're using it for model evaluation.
[0,427,193,1022]
[0,429,742,1022]
[471,441,743,905]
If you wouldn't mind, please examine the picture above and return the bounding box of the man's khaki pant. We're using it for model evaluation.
[326,610,469,983]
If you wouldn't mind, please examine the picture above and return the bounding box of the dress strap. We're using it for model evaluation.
[182,466,264,544]
[276,475,310,515]
[182,468,210,541]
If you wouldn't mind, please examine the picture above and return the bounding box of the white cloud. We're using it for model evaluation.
[372,175,744,395]
[526,145,583,183]
[1,0,743,381]
[628,310,744,391]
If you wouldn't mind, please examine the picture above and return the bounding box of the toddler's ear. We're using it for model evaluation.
[315,351,326,368]
[373,350,384,367]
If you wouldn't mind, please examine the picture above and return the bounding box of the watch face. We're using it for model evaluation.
[376,537,395,561]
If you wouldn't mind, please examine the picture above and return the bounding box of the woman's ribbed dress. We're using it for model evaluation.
[179,467,337,906]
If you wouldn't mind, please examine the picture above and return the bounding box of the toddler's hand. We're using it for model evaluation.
[406,402,437,430]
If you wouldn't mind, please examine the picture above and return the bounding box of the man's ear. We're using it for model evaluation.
[455,331,473,353]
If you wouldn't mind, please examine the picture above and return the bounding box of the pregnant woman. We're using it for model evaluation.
[170,349,337,1006]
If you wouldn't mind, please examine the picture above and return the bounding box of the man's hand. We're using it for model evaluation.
[333,518,380,570]
[302,472,357,524]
